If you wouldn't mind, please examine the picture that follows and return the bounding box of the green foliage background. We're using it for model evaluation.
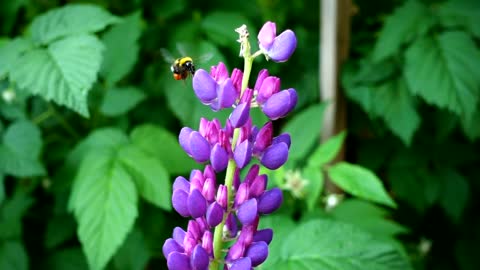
[0,0,478,269]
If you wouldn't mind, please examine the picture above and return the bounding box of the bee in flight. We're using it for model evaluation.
[160,46,213,81]
[171,56,195,80]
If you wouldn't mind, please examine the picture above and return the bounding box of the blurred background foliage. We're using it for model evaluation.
[0,0,479,269]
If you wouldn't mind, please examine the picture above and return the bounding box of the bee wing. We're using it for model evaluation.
[197,52,214,64]
[176,43,188,57]
[160,48,175,63]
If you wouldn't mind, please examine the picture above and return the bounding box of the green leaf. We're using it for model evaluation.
[30,4,119,45]
[345,79,420,145]
[268,219,412,270]
[113,228,150,270]
[282,103,327,162]
[331,199,408,240]
[372,79,420,145]
[0,241,28,270]
[69,150,138,270]
[100,12,143,86]
[373,0,433,62]
[438,168,469,223]
[118,144,171,210]
[130,124,199,175]
[201,11,255,47]
[0,121,45,177]
[328,162,396,208]
[308,131,346,167]
[100,87,146,116]
[404,31,480,120]
[302,166,324,211]
[0,191,33,239]
[0,38,33,78]
[461,106,480,140]
[437,0,480,38]
[44,248,88,270]
[10,34,104,117]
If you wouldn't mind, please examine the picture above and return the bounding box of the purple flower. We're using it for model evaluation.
[193,63,239,111]
[261,88,298,120]
[258,21,297,62]
[165,21,297,270]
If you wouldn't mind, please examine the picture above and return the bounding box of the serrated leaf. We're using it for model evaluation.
[100,87,146,116]
[268,219,412,270]
[0,38,33,78]
[437,0,480,38]
[30,4,119,45]
[282,103,327,162]
[64,128,129,172]
[100,12,143,86]
[373,79,420,145]
[373,0,433,62]
[302,167,324,211]
[345,79,420,145]
[118,145,171,210]
[130,124,199,174]
[69,150,138,270]
[0,121,45,177]
[113,229,150,270]
[308,131,346,167]
[404,31,480,120]
[328,162,396,208]
[10,34,104,117]
[0,241,28,270]
[201,11,255,47]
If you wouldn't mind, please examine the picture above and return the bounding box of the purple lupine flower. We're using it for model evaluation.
[193,63,239,111]
[258,21,297,62]
[165,21,297,270]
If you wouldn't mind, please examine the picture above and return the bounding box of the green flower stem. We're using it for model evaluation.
[210,37,255,270]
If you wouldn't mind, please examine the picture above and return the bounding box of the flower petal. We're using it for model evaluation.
[188,189,207,218]
[179,127,193,155]
[191,245,209,270]
[260,142,289,170]
[256,76,280,104]
[229,102,250,128]
[189,131,211,163]
[230,257,252,270]
[167,251,191,270]
[237,198,258,225]
[162,238,184,259]
[206,202,224,227]
[210,143,229,172]
[173,176,190,192]
[172,189,190,217]
[258,21,276,50]
[193,69,217,103]
[258,188,283,214]
[261,89,297,120]
[245,241,269,266]
[253,228,273,244]
[234,139,252,169]
[268,30,297,62]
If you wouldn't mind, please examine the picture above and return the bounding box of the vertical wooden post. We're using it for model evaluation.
[320,0,352,193]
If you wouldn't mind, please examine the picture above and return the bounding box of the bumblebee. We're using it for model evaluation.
[171,57,195,80]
